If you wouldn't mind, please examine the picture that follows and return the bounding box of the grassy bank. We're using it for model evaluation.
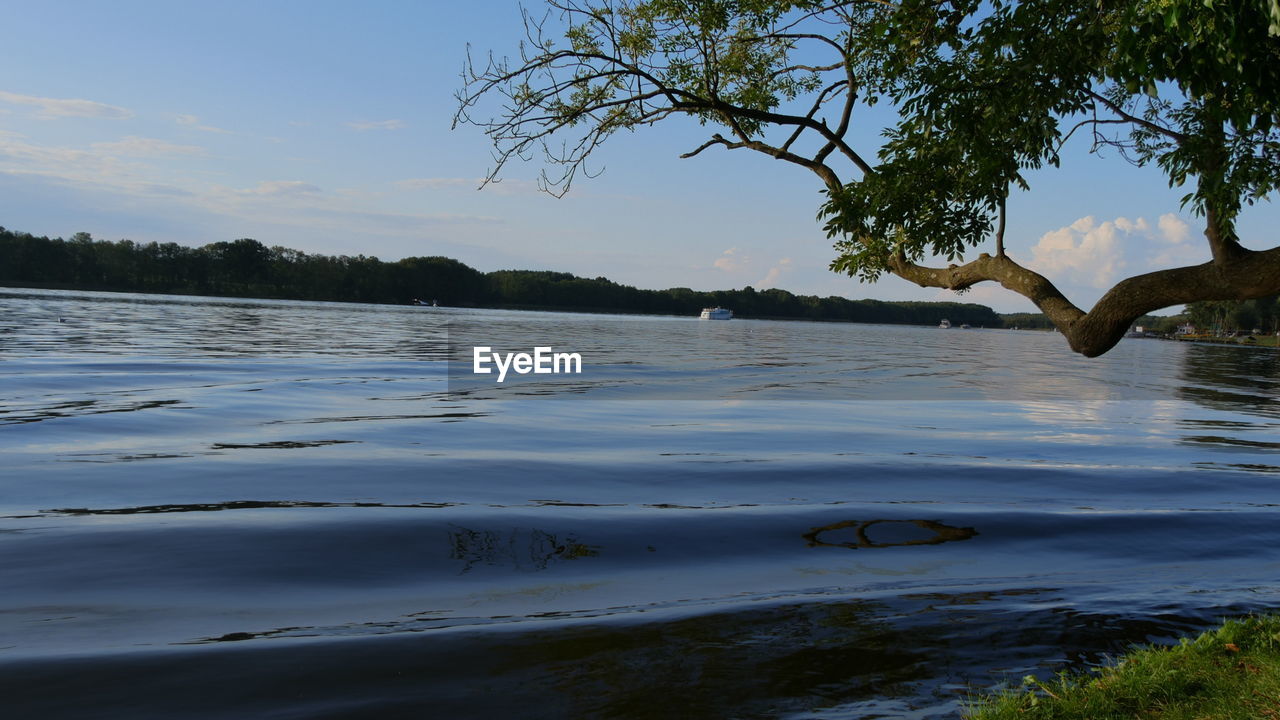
[1175,334,1280,349]
[966,615,1280,719]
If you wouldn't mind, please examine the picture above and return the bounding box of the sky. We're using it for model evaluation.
[2,0,1276,313]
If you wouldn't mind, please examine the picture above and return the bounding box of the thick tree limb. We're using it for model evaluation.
[888,246,1280,357]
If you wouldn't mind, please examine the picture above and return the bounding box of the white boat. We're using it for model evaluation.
[412,299,438,307]
[938,319,951,328]
[700,307,733,320]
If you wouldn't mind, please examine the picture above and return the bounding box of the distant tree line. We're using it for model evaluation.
[1004,299,1280,337]
[0,226,1002,326]
[1186,298,1280,335]
[997,313,1058,330]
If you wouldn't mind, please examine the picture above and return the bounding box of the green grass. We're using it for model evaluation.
[1176,334,1280,348]
[965,616,1280,720]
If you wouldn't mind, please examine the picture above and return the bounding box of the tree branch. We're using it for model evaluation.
[677,133,844,190]
[887,245,1280,356]
[995,194,1006,257]
[781,80,849,153]
[1087,91,1187,143]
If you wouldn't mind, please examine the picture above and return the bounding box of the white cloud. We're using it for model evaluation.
[1029,217,1127,288]
[0,133,140,187]
[397,176,540,196]
[710,249,799,288]
[399,177,474,189]
[0,130,504,246]
[347,119,406,131]
[0,90,132,119]
[713,247,749,272]
[92,136,206,157]
[1157,213,1192,244]
[239,180,322,196]
[1069,215,1095,233]
[205,181,501,229]
[1025,213,1211,302]
[932,284,1033,311]
[1150,214,1205,267]
[757,257,793,288]
[0,133,199,203]
[175,113,232,134]
[1113,216,1149,234]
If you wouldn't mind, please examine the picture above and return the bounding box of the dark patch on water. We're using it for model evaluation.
[448,525,600,573]
[1193,462,1280,474]
[531,499,626,507]
[263,411,488,424]
[642,502,762,509]
[58,451,205,463]
[804,519,979,550]
[210,439,359,449]
[31,499,458,516]
[1180,435,1280,451]
[0,592,1241,720]
[1,398,188,425]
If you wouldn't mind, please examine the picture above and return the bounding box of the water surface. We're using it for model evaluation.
[2,288,1278,718]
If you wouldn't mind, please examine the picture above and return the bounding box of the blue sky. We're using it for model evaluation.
[2,1,1276,312]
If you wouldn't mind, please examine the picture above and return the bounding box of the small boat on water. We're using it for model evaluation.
[938,319,951,328]
[412,298,438,307]
[700,307,733,320]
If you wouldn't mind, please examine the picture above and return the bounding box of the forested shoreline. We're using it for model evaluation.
[0,227,1005,326]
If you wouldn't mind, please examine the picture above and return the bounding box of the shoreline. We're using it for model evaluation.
[0,283,1008,330]
[966,615,1280,719]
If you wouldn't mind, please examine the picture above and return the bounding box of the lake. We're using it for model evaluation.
[2,288,1278,719]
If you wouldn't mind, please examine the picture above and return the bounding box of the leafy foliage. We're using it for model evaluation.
[1111,0,1280,234]
[828,0,1280,277]
[0,227,485,305]
[1187,295,1280,333]
[457,0,875,195]
[458,1,1280,290]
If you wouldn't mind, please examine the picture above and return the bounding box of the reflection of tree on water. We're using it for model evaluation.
[1177,344,1280,419]
[803,519,978,550]
[489,598,913,718]
[1176,345,1280,472]
[448,525,599,573]
[470,590,1195,719]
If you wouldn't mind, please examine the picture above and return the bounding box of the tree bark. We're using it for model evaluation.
[887,246,1280,357]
